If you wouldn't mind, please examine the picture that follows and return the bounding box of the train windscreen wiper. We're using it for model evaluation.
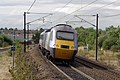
[57,36,65,40]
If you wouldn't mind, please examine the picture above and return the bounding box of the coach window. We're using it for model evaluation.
[50,31,53,40]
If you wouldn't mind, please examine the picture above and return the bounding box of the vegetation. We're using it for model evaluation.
[9,41,37,80]
[32,28,44,44]
[75,25,120,51]
[116,54,120,65]
[76,25,120,67]
[0,34,13,47]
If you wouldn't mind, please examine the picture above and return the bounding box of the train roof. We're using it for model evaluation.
[54,24,72,28]
[45,24,73,32]
[40,30,46,35]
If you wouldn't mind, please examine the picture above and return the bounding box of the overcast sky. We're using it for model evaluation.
[0,0,120,30]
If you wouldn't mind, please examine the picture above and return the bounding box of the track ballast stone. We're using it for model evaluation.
[28,45,69,80]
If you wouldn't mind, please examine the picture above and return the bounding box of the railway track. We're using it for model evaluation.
[38,45,120,80]
[38,49,95,80]
[47,60,95,80]
[55,63,95,80]
[74,56,120,80]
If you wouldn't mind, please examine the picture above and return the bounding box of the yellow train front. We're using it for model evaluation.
[55,33,77,62]
[41,24,78,63]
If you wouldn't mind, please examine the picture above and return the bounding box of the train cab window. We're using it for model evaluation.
[57,31,74,41]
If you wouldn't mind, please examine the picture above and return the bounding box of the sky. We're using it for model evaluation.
[0,0,120,30]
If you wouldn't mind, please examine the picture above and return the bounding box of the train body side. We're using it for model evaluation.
[39,31,45,49]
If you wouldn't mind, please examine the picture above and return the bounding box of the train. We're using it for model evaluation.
[39,24,78,63]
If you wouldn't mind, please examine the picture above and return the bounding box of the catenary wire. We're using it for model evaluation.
[56,0,73,12]
[100,13,120,18]
[27,0,72,25]
[67,0,119,27]
[27,0,37,12]
[51,0,99,25]
[82,0,118,14]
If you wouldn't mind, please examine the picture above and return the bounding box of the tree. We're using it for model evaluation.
[117,40,120,46]
[9,28,13,30]
[0,35,13,47]
[103,37,117,50]
[15,28,18,31]
[98,36,106,49]
[4,27,8,30]
[76,25,120,51]
[2,35,13,45]
[0,35,4,47]
[0,28,4,30]
[111,45,120,52]
[32,28,44,44]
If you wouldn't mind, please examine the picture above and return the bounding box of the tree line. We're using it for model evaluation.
[32,26,120,52]
[0,35,13,47]
[0,27,18,31]
[75,25,120,51]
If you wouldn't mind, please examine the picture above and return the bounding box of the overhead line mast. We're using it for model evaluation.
[75,14,99,61]
[23,12,52,52]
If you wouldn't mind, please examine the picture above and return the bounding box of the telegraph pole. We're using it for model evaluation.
[27,23,29,48]
[24,12,26,52]
[96,14,99,61]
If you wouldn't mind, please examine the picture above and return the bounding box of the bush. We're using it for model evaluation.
[7,41,21,57]
[116,54,120,65]
[2,35,13,45]
[0,35,13,47]
[7,50,12,56]
[116,54,120,59]
[2,42,9,47]
[111,45,120,52]
[0,35,4,47]
[88,44,95,50]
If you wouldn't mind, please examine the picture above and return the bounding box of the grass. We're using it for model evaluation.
[78,47,120,68]
[9,44,37,80]
[0,54,2,58]
[0,52,13,79]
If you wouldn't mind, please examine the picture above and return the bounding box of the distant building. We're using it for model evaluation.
[0,29,36,42]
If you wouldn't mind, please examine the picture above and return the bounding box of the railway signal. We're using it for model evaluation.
[11,29,16,68]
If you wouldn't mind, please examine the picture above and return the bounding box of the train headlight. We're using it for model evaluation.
[71,46,74,49]
[56,44,59,47]
[53,44,59,47]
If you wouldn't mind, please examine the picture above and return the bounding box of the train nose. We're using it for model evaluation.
[54,39,75,60]
[55,48,74,60]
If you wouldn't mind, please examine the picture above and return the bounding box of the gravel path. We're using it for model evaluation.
[0,54,13,80]
[28,45,68,80]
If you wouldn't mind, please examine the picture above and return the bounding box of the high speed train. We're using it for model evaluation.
[39,24,78,63]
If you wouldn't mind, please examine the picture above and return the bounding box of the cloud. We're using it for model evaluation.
[0,0,120,30]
